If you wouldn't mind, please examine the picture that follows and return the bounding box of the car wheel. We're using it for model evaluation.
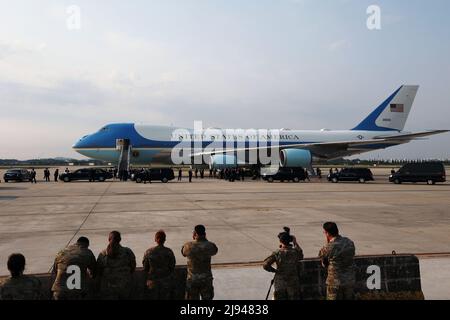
[394,179,401,184]
[332,177,338,183]
[63,177,70,182]
[136,177,142,183]
[427,179,435,185]
[4,180,8,183]
[162,177,169,183]
[293,177,300,183]
[267,177,274,183]
[359,178,365,183]
[99,176,105,182]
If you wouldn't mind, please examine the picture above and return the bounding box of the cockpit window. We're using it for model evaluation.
[100,126,109,132]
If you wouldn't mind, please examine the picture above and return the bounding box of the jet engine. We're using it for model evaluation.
[280,149,312,168]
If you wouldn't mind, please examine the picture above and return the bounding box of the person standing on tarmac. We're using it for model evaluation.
[54,169,59,182]
[181,225,218,300]
[51,237,96,300]
[0,254,42,300]
[44,168,50,182]
[319,222,356,300]
[263,227,303,300]
[96,231,136,299]
[316,168,322,180]
[30,169,37,184]
[188,169,193,183]
[142,230,176,300]
[178,168,182,181]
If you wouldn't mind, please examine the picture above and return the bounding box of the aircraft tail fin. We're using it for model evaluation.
[352,85,419,131]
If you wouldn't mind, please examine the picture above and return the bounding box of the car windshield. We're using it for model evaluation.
[7,170,21,173]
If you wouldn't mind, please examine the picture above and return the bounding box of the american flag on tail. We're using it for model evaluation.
[390,103,404,113]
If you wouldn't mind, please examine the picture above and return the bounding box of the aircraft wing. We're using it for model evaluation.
[189,130,449,159]
[373,130,449,141]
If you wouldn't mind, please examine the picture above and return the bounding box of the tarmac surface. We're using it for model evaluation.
[0,167,449,298]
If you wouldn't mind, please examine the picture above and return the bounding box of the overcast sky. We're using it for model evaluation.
[0,0,449,160]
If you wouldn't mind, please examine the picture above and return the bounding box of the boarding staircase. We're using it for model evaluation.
[117,139,131,176]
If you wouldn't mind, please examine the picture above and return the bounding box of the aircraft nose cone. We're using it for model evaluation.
[73,135,89,149]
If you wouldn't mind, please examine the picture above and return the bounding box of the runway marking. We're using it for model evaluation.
[46,181,113,272]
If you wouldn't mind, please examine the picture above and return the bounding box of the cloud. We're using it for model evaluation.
[0,40,46,59]
[328,39,350,51]
[0,1,448,160]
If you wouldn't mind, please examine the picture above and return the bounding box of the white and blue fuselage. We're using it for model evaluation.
[73,124,403,165]
[72,86,447,166]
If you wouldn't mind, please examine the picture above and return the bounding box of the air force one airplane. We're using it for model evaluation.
[73,85,448,168]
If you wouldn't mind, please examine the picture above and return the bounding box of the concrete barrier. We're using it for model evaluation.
[299,254,423,300]
[0,254,423,300]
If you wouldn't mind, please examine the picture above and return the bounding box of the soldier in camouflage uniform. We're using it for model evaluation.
[51,236,96,300]
[142,230,176,300]
[181,225,218,300]
[0,253,42,300]
[263,227,303,300]
[318,222,355,300]
[96,231,137,299]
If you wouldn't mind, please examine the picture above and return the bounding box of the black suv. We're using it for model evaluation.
[262,167,306,183]
[59,168,113,182]
[133,168,175,183]
[328,168,374,183]
[3,169,32,182]
[389,162,446,185]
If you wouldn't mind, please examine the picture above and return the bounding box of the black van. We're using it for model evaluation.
[262,167,307,183]
[134,168,175,183]
[327,168,374,183]
[389,162,446,185]
[59,168,113,182]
